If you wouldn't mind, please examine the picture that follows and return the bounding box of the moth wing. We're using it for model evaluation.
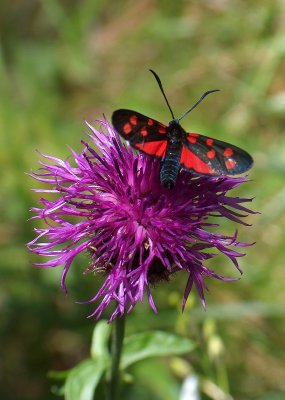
[181,132,253,175]
[112,109,168,158]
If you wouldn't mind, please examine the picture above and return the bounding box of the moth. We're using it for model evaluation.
[112,70,253,188]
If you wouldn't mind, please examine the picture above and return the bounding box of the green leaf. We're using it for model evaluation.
[65,359,107,400]
[48,369,70,380]
[121,331,196,370]
[90,320,112,361]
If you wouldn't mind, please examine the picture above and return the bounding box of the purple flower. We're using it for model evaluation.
[27,119,254,321]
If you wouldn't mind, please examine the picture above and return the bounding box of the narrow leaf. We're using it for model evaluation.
[90,320,112,360]
[48,369,70,380]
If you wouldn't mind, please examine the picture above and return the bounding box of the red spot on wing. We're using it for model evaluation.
[223,147,234,157]
[207,149,216,159]
[136,141,167,158]
[206,138,214,146]
[225,158,236,170]
[147,119,154,126]
[187,133,199,144]
[158,127,167,134]
[123,123,132,134]
[180,146,214,174]
[140,128,148,136]
[130,115,138,125]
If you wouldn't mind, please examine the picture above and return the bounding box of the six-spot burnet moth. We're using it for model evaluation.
[112,70,253,188]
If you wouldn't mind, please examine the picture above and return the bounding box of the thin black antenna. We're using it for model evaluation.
[149,69,175,120]
[177,89,220,122]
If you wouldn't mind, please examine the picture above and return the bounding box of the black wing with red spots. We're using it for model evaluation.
[112,109,168,158]
[181,132,253,176]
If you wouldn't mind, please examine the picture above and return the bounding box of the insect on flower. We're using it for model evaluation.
[27,118,255,321]
[112,70,253,188]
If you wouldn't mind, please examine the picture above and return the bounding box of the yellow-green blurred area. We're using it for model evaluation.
[1,0,285,399]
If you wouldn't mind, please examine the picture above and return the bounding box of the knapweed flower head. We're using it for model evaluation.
[28,119,254,321]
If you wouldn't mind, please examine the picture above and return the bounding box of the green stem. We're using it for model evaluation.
[108,315,125,400]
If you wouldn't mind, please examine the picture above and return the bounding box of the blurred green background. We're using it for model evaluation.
[1,1,285,399]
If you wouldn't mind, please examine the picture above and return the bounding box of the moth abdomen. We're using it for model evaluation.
[160,144,182,188]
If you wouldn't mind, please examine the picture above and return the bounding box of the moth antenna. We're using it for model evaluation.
[149,69,175,120]
[177,89,220,122]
